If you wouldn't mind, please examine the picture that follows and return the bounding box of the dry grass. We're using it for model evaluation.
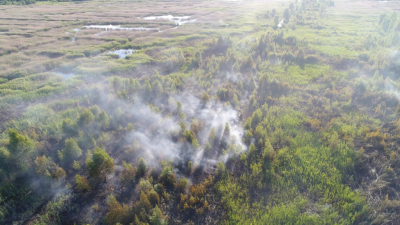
[0,0,265,77]
[0,0,283,79]
[0,0,385,79]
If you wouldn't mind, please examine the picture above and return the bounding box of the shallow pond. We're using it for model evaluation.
[83,25,159,31]
[72,28,80,42]
[143,15,196,25]
[55,72,75,79]
[107,49,137,59]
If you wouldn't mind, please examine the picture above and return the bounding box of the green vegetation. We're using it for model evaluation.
[1,0,400,224]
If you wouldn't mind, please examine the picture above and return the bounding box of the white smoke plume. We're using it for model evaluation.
[121,94,246,170]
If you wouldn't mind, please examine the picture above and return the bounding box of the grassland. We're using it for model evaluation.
[1,0,400,224]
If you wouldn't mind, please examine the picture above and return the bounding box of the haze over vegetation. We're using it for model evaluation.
[1,0,400,224]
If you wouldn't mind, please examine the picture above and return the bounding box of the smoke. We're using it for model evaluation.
[380,49,400,101]
[69,78,247,172]
[385,78,400,100]
[224,71,240,83]
[121,93,246,170]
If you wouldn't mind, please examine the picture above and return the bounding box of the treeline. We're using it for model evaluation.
[0,0,35,5]
[0,0,85,5]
